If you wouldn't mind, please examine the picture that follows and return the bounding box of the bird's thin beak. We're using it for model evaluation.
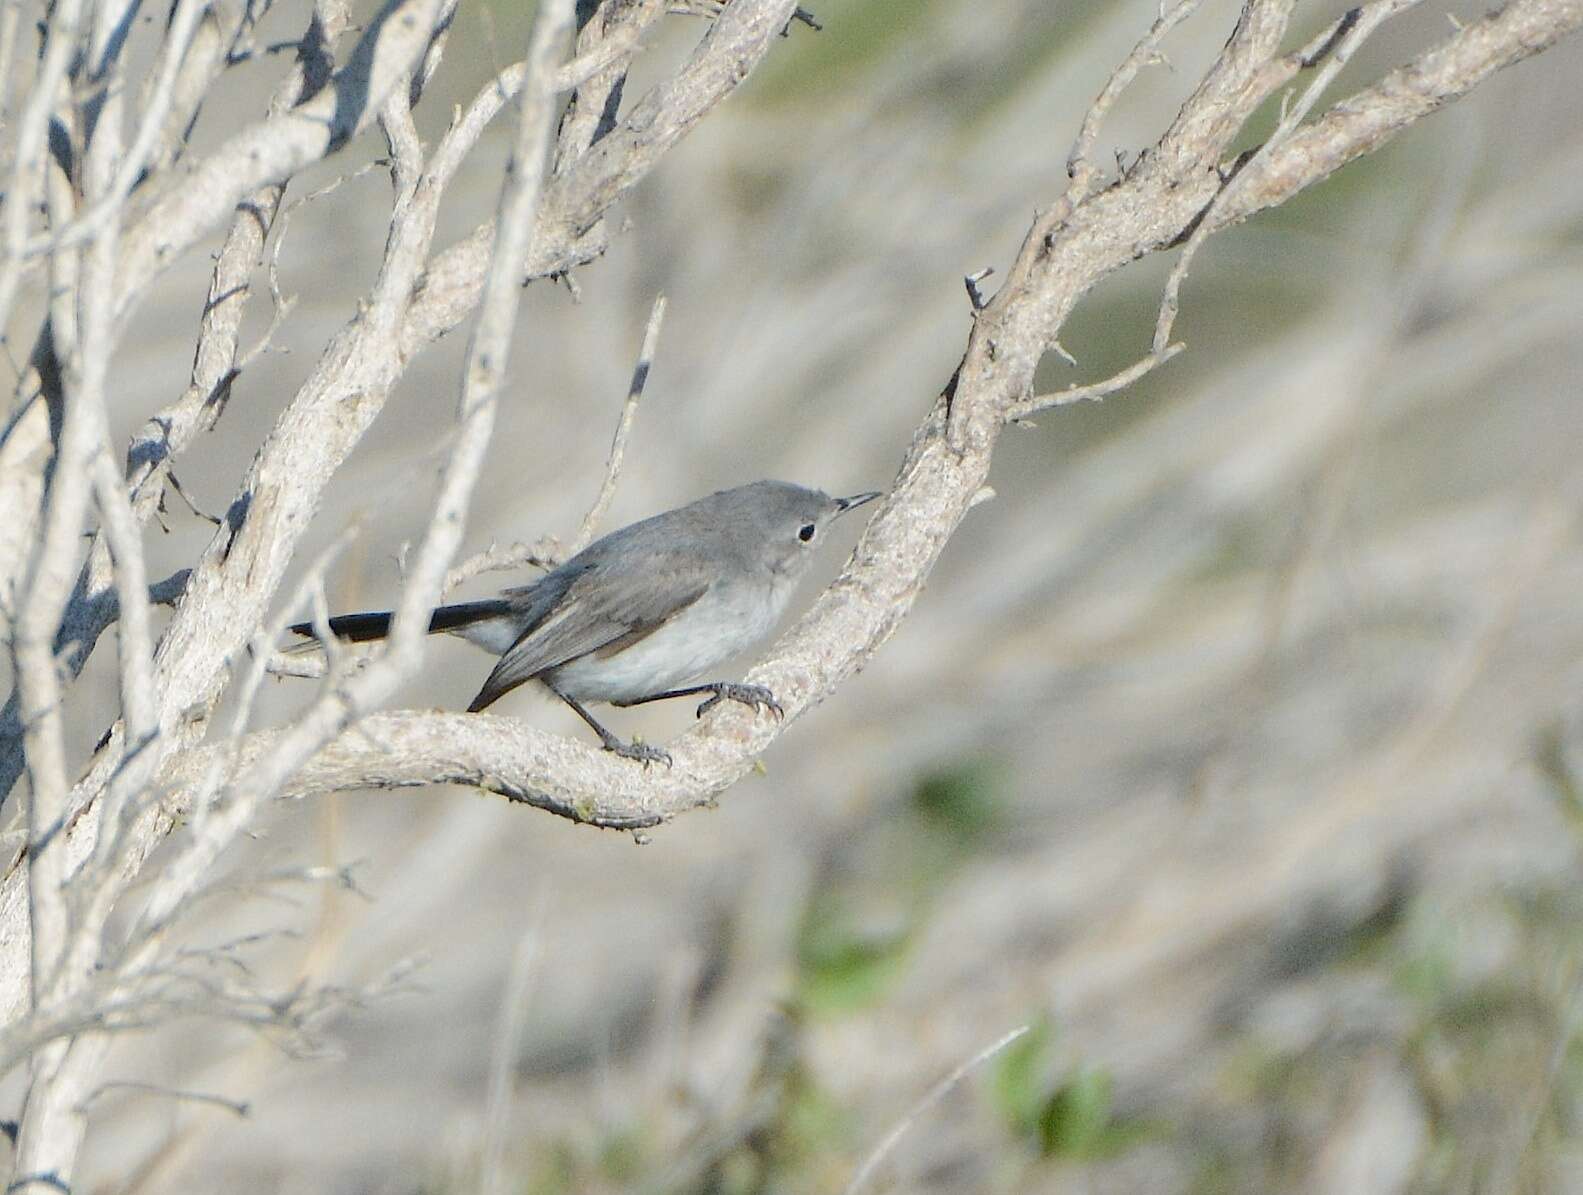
[833,491,883,515]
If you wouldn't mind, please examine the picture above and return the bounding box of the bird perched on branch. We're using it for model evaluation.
[289,481,882,765]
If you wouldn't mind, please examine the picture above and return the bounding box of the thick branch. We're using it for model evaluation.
[1220,0,1583,226]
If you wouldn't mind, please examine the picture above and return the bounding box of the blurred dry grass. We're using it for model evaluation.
[17,0,1583,1190]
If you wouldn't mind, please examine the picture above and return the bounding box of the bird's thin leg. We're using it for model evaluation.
[615,682,783,720]
[549,685,671,767]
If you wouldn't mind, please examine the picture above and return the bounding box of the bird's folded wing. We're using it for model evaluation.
[467,559,711,712]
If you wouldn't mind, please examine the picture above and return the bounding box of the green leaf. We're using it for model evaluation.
[912,760,1002,840]
[1038,1067,1115,1158]
[795,928,910,1015]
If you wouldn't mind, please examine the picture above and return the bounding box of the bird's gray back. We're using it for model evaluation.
[470,482,830,709]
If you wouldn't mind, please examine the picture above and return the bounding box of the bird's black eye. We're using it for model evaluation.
[798,523,816,543]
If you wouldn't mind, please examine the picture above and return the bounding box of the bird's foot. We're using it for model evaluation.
[695,683,784,720]
[605,736,672,768]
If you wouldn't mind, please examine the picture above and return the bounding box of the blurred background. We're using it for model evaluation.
[18,0,1583,1189]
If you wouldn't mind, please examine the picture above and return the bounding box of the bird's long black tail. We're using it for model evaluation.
[288,600,511,645]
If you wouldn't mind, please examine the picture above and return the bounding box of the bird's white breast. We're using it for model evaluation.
[547,574,794,704]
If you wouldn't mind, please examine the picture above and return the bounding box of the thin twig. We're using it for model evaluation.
[963,267,994,313]
[568,293,667,555]
[1006,343,1184,421]
[1065,0,1206,199]
[87,450,160,866]
[842,1024,1030,1195]
[945,0,1210,451]
[1152,0,1425,354]
[442,291,668,588]
[442,538,562,593]
[257,162,388,362]
[0,0,86,341]
[0,3,22,133]
[78,1080,250,1119]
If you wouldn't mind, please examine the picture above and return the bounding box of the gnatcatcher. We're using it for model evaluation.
[289,481,881,765]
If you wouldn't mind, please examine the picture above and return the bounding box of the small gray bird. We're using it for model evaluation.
[289,481,881,765]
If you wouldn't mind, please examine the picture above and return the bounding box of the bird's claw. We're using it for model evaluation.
[695,683,784,720]
[609,738,672,768]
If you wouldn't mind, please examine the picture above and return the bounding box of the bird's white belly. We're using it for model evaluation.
[448,615,525,655]
[547,579,789,704]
